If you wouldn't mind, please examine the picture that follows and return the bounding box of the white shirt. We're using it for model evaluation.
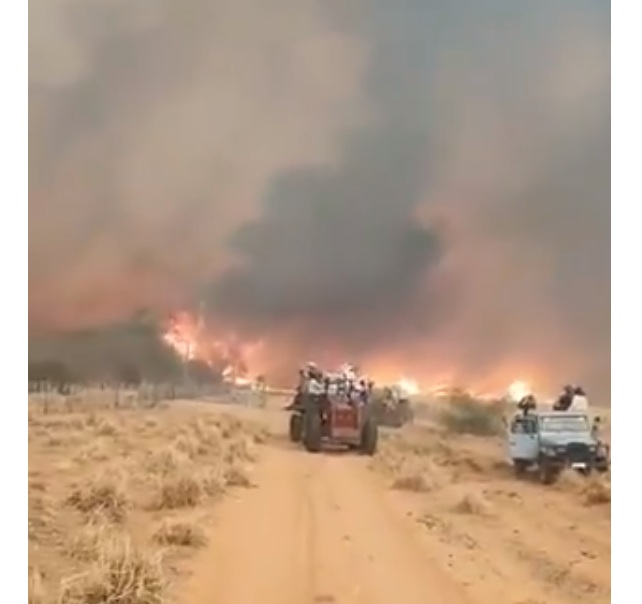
[570,394,589,410]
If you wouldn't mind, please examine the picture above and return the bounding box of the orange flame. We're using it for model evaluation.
[161,310,550,397]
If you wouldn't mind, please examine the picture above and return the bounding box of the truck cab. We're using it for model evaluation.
[507,410,604,484]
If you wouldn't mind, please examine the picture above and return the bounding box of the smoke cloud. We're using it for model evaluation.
[29,1,610,397]
[29,0,370,329]
[207,1,610,395]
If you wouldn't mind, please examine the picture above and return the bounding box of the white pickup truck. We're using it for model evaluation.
[506,410,609,484]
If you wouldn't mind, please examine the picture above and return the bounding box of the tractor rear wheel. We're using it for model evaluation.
[360,416,379,456]
[289,413,303,442]
[303,409,322,453]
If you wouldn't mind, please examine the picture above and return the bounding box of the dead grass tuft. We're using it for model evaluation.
[95,418,120,437]
[59,535,165,604]
[74,440,112,464]
[437,391,505,436]
[29,493,59,542]
[142,417,159,430]
[153,519,207,548]
[153,473,203,510]
[451,491,491,515]
[29,478,47,492]
[200,471,226,497]
[144,446,191,475]
[224,464,254,488]
[28,566,46,604]
[171,432,205,458]
[391,473,433,493]
[67,479,129,523]
[46,434,64,447]
[219,415,245,438]
[582,478,611,506]
[224,436,258,464]
[65,521,117,562]
[556,470,611,506]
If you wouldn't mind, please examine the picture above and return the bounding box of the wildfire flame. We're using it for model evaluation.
[396,377,421,396]
[161,311,264,386]
[507,379,532,402]
[161,310,547,398]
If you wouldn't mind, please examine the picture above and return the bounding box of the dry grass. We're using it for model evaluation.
[581,477,611,506]
[373,416,611,526]
[391,473,434,493]
[373,429,446,494]
[29,567,46,604]
[29,493,59,543]
[450,491,492,516]
[436,391,506,436]
[67,479,130,523]
[59,534,165,604]
[153,520,207,548]
[28,397,264,604]
[224,464,254,488]
[64,521,119,562]
[153,473,204,510]
[555,468,611,506]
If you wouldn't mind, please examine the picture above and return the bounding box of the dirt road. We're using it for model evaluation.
[177,405,610,604]
[178,440,472,604]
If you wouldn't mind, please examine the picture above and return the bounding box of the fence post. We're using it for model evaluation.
[43,382,50,414]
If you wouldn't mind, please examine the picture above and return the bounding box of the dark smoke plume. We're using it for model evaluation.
[29,0,370,330]
[208,1,610,395]
[29,0,610,397]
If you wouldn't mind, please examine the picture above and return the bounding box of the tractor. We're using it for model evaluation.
[287,376,379,455]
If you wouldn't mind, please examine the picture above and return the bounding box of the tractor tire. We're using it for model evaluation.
[303,409,322,453]
[289,413,303,443]
[360,416,379,456]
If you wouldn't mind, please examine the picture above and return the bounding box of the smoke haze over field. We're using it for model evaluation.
[29,1,610,396]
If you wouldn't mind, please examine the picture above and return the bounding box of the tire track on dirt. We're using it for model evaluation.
[178,435,474,604]
[177,443,312,604]
[315,454,473,604]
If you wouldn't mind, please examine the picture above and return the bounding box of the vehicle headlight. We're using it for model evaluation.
[541,446,556,455]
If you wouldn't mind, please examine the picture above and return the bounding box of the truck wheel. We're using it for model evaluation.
[538,459,560,485]
[303,409,322,453]
[289,414,303,443]
[513,460,528,477]
[360,416,379,456]
[595,460,609,473]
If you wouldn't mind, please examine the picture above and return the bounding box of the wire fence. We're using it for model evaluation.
[27,381,269,413]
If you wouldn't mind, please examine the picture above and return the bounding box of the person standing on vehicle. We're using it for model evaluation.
[553,385,575,411]
[517,394,537,415]
[570,386,589,410]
